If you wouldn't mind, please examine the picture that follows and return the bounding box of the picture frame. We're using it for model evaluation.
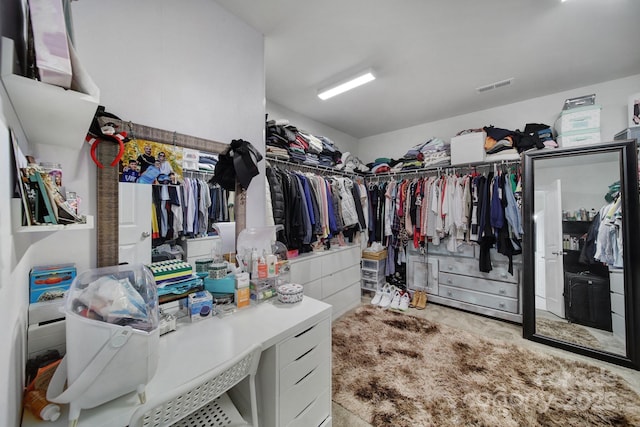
[629,92,640,128]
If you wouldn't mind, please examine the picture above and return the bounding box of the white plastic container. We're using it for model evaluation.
[47,264,159,426]
[557,129,602,148]
[450,131,486,165]
[555,105,601,134]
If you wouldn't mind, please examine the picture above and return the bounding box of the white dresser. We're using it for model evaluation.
[407,243,522,323]
[258,316,332,427]
[288,245,361,320]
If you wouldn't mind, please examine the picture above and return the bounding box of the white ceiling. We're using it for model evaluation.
[216,0,640,139]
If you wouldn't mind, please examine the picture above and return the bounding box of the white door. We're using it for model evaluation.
[119,183,152,265]
[542,180,565,318]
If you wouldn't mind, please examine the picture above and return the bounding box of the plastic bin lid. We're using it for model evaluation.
[64,264,159,331]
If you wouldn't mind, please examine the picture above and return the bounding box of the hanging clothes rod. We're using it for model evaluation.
[183,169,215,179]
[364,158,521,182]
[266,155,360,178]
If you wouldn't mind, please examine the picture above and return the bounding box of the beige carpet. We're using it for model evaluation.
[535,317,604,350]
[332,306,640,427]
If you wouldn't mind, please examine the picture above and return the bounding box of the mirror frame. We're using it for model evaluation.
[95,119,245,267]
[522,139,640,370]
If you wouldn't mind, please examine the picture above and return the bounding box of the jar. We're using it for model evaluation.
[40,162,62,187]
[208,262,227,279]
[195,258,213,274]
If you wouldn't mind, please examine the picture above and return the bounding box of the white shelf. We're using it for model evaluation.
[12,198,94,233]
[1,37,99,149]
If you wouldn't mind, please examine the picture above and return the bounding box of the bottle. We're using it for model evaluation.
[251,248,259,279]
[24,390,61,422]
[266,254,277,277]
[590,208,596,221]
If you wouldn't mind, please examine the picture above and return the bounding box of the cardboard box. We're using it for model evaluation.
[185,290,213,321]
[235,287,251,309]
[450,131,486,165]
[30,264,76,304]
[362,249,388,261]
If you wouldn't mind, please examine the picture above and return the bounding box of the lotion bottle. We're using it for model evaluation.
[24,390,61,422]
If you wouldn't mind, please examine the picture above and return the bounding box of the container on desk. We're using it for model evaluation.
[46,264,159,426]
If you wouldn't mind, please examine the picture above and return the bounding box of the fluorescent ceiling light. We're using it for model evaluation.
[317,70,376,100]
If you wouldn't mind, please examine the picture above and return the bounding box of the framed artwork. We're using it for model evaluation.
[629,93,640,128]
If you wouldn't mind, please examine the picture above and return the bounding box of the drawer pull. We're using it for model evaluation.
[447,279,452,284]
[295,345,317,362]
[295,324,316,338]
[448,265,453,271]
[447,291,452,297]
[295,367,317,385]
[500,273,507,278]
[499,302,505,308]
[499,288,506,295]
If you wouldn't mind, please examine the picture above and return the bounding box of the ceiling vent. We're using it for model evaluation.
[476,77,514,93]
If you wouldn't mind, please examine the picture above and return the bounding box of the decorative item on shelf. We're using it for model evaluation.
[276,283,304,304]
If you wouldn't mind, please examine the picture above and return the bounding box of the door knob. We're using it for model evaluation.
[141,231,151,238]
[551,251,565,255]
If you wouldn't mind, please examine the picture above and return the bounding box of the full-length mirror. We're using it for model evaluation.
[523,140,640,369]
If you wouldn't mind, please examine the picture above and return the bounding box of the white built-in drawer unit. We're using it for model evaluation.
[289,245,361,320]
[610,268,626,342]
[407,243,522,323]
[259,317,332,427]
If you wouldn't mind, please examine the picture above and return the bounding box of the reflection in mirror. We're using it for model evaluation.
[523,140,640,370]
[533,151,624,355]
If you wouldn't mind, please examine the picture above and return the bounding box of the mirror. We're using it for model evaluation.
[95,119,246,268]
[523,140,640,369]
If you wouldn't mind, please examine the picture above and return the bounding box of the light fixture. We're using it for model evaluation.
[317,70,376,100]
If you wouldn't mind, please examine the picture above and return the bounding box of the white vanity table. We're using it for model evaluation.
[22,297,333,427]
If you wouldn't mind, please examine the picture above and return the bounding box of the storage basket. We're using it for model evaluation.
[47,264,160,426]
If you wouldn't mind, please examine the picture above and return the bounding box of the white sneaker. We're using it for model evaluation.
[389,291,402,310]
[398,292,411,311]
[378,286,395,308]
[371,284,388,306]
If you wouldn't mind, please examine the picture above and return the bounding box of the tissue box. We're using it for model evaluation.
[185,291,213,321]
[30,264,76,303]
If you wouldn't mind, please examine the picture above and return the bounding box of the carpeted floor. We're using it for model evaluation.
[332,305,640,427]
[535,316,604,350]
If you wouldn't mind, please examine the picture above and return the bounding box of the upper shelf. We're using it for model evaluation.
[1,37,99,149]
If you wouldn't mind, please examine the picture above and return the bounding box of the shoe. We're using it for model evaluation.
[378,286,395,308]
[416,291,428,310]
[371,284,389,306]
[409,291,419,308]
[399,292,411,311]
[389,291,402,310]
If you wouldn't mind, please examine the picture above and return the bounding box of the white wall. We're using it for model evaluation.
[267,100,359,157]
[0,2,264,425]
[359,74,640,163]
[72,0,266,227]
